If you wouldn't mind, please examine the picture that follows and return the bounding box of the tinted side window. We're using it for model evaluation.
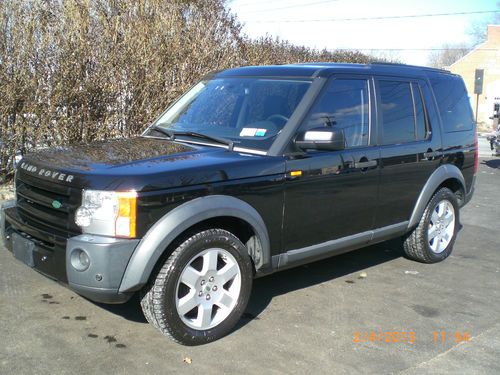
[412,83,428,140]
[303,79,369,148]
[429,74,474,132]
[379,81,415,144]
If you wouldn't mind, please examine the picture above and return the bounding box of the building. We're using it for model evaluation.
[448,25,500,130]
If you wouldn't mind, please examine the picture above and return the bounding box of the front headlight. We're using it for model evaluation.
[75,190,137,238]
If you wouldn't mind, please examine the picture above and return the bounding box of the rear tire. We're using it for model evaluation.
[403,188,460,263]
[140,229,253,345]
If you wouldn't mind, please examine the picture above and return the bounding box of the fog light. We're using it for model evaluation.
[71,248,90,272]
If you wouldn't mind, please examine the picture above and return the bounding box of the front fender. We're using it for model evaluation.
[119,195,270,292]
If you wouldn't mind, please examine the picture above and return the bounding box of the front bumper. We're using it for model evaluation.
[1,201,140,304]
[66,234,140,303]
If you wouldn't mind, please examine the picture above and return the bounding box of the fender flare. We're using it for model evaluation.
[119,195,270,292]
[407,164,465,229]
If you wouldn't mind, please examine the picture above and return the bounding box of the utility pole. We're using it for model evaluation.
[475,94,480,125]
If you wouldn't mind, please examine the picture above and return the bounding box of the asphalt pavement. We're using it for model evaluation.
[0,142,499,374]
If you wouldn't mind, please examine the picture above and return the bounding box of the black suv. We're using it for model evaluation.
[0,63,477,345]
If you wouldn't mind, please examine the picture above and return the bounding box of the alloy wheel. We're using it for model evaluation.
[427,200,455,254]
[175,248,242,330]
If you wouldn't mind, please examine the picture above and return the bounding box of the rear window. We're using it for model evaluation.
[429,74,474,132]
[412,83,428,141]
[379,81,415,144]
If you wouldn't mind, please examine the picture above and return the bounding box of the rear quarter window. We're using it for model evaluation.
[429,74,474,132]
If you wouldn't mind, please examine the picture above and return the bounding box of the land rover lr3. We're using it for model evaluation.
[0,63,477,345]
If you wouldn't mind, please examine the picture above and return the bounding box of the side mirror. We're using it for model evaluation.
[295,127,345,151]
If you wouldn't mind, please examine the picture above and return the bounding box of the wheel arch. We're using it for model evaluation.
[119,195,270,293]
[408,164,466,230]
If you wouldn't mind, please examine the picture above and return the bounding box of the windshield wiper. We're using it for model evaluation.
[149,125,175,139]
[150,126,234,150]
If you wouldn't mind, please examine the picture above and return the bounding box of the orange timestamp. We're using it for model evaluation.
[433,331,470,344]
[353,331,416,344]
[353,330,471,344]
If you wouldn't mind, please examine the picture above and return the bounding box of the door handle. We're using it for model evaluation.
[423,150,442,160]
[354,160,378,169]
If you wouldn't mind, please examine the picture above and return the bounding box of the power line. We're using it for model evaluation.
[327,48,495,51]
[230,0,306,8]
[228,0,306,7]
[245,10,500,23]
[241,0,338,13]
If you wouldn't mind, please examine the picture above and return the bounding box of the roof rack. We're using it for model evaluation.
[370,62,450,73]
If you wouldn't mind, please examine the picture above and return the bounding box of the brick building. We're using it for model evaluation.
[448,25,500,130]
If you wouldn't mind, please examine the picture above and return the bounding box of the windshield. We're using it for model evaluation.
[152,77,312,151]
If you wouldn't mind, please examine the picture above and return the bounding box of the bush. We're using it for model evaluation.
[0,0,376,179]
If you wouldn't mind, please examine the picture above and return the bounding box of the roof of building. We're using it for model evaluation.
[448,24,500,69]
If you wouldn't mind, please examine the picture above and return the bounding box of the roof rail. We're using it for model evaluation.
[370,62,450,73]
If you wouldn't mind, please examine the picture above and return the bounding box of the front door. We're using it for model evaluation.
[282,77,380,252]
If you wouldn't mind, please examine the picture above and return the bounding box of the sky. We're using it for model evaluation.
[227,0,499,66]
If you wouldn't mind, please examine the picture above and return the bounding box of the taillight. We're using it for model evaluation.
[473,129,479,175]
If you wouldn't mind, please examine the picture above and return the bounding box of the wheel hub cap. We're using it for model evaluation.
[427,200,455,254]
[175,248,242,330]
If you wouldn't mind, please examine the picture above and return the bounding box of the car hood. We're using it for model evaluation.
[17,137,284,191]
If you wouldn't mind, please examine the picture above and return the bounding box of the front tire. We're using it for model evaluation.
[140,229,253,345]
[403,188,460,263]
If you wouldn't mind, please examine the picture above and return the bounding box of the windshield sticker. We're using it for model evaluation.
[240,128,267,137]
[240,128,257,137]
[255,129,267,137]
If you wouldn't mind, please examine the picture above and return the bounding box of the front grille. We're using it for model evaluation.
[15,173,82,238]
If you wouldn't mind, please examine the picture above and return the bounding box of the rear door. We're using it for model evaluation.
[374,77,442,227]
[282,76,380,251]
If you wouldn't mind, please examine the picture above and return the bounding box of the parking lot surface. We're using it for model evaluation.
[1,155,499,374]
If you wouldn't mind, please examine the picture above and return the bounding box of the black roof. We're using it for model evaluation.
[214,62,452,79]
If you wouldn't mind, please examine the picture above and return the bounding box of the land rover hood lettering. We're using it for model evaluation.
[20,162,75,183]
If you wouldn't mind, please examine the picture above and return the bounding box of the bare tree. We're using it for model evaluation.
[427,43,471,69]
[467,2,500,45]
[0,0,380,180]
